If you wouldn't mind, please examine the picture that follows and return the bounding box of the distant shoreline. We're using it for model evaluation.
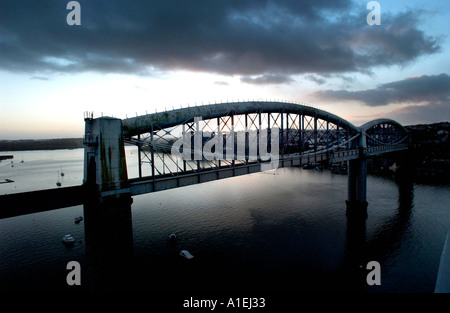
[0,138,84,152]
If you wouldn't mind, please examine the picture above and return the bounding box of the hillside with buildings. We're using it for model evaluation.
[405,122,450,183]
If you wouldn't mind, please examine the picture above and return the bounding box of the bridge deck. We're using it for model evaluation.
[0,185,85,219]
[115,145,407,197]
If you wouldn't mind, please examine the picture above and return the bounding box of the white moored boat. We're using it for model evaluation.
[62,234,76,245]
[180,250,194,259]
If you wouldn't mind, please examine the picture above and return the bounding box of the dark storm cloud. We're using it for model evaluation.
[389,101,450,125]
[0,0,441,80]
[313,73,450,106]
[304,75,327,85]
[241,74,293,85]
[30,76,50,81]
[353,101,450,126]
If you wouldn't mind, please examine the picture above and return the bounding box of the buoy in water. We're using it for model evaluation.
[169,233,177,245]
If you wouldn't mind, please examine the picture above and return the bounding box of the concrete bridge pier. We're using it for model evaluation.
[346,158,368,216]
[346,133,368,217]
[83,116,131,203]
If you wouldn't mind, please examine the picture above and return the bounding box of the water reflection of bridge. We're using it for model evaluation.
[80,170,417,292]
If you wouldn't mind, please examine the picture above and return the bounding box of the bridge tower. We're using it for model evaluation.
[83,115,130,201]
[346,131,368,216]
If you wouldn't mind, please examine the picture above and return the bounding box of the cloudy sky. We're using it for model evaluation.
[0,0,449,139]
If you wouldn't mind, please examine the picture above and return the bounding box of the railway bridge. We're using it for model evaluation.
[82,101,409,216]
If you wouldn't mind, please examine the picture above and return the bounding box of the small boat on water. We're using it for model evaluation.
[56,170,62,186]
[74,216,83,224]
[180,250,194,259]
[62,234,76,245]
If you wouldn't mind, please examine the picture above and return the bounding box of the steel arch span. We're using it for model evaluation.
[121,101,359,136]
[360,118,409,148]
[82,101,409,214]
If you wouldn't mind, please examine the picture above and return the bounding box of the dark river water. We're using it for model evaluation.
[1,148,449,294]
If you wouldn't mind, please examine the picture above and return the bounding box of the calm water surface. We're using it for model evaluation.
[0,148,449,293]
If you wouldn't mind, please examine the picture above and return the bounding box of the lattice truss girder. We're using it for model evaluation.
[127,112,357,178]
[365,123,408,147]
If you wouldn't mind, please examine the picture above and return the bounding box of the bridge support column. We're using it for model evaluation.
[83,116,130,202]
[346,129,368,217]
[346,157,368,217]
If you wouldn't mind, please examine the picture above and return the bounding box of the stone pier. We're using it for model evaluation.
[83,116,130,201]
